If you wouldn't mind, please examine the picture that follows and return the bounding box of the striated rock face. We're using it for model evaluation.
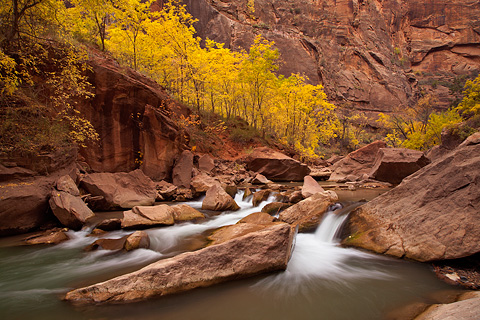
[64,223,294,304]
[183,0,480,113]
[341,133,480,262]
[78,53,188,180]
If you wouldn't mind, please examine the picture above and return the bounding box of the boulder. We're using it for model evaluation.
[65,223,294,304]
[251,173,272,185]
[261,202,292,215]
[414,292,480,320]
[329,141,387,182]
[202,184,240,211]
[124,231,150,251]
[172,150,194,188]
[191,173,220,194]
[24,228,69,245]
[121,205,175,229]
[0,177,55,236]
[95,218,122,231]
[85,236,128,251]
[252,190,271,207]
[238,212,276,225]
[55,175,80,196]
[301,175,325,198]
[244,147,310,181]
[198,154,215,172]
[49,191,95,230]
[242,187,255,200]
[278,191,339,232]
[341,133,480,262]
[81,170,156,211]
[171,204,205,222]
[156,181,178,201]
[368,148,430,184]
[208,223,269,246]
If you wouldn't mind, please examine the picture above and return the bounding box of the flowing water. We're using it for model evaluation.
[0,190,457,320]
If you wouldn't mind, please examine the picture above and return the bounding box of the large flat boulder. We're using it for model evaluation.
[278,191,338,232]
[81,170,156,211]
[122,205,175,229]
[342,133,480,262]
[64,223,294,304]
[329,141,386,182]
[244,147,310,181]
[368,148,430,184]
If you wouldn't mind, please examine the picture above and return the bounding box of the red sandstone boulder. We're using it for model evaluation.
[244,147,310,181]
[301,175,325,198]
[172,150,194,188]
[252,190,271,207]
[198,154,215,172]
[122,205,175,229]
[124,231,150,251]
[64,223,294,304]
[191,172,220,195]
[279,191,339,232]
[342,133,480,262]
[368,148,430,184]
[55,175,80,196]
[81,170,156,211]
[171,204,205,222]
[49,191,95,230]
[261,202,292,215]
[329,141,387,182]
[238,212,276,225]
[251,173,272,185]
[201,184,240,211]
[24,228,70,245]
[0,177,55,236]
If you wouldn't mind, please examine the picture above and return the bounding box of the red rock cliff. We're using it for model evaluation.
[78,51,189,181]
[182,0,480,115]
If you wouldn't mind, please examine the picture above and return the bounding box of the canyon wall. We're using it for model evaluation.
[182,0,480,116]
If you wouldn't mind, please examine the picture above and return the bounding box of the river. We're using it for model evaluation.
[0,189,458,319]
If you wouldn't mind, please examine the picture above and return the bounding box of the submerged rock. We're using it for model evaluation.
[64,223,294,304]
[202,184,240,211]
[244,147,310,181]
[81,170,156,211]
[342,133,480,262]
[278,191,339,232]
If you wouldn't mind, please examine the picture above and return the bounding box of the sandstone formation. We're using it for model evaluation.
[24,228,69,245]
[64,223,294,304]
[55,175,80,196]
[244,147,310,181]
[122,205,175,229]
[238,212,276,225]
[78,53,188,180]
[207,223,269,246]
[261,202,292,215]
[81,170,156,211]
[198,154,215,172]
[329,140,386,182]
[414,292,480,320]
[190,172,220,194]
[342,133,480,262]
[252,190,271,207]
[172,150,194,188]
[0,177,55,236]
[278,190,339,232]
[183,0,480,113]
[368,148,431,184]
[301,175,325,198]
[49,191,95,230]
[95,218,122,231]
[124,231,150,252]
[170,204,205,222]
[202,184,240,211]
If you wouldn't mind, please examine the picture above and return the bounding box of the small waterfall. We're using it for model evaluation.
[253,208,393,295]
